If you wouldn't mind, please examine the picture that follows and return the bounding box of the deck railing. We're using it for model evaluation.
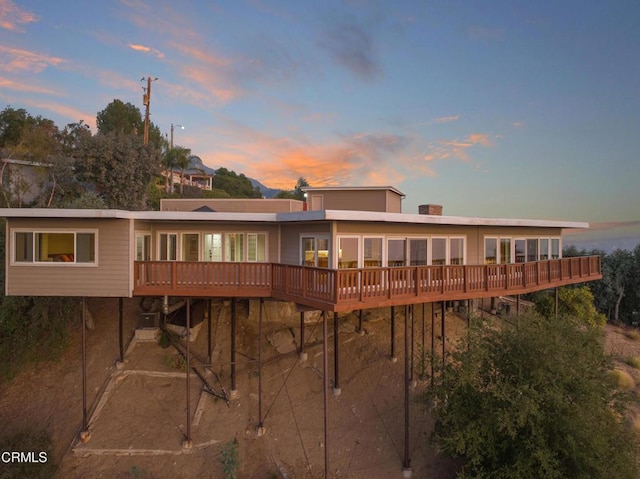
[133,255,602,311]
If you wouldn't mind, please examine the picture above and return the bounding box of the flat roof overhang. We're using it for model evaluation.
[0,208,589,229]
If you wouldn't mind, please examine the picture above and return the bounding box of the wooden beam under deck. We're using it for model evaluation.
[133,256,602,312]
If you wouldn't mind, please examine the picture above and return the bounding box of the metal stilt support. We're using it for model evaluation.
[183,298,193,451]
[333,312,341,396]
[80,297,91,444]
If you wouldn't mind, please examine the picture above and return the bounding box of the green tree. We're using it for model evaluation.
[96,99,163,148]
[211,167,262,198]
[428,311,639,479]
[533,286,606,327]
[275,176,309,200]
[73,132,160,210]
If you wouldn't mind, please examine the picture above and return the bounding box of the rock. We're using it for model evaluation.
[266,329,297,354]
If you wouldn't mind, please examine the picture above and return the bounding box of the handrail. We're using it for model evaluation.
[133,256,602,308]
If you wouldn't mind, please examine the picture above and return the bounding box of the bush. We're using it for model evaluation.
[624,356,640,369]
[427,311,639,479]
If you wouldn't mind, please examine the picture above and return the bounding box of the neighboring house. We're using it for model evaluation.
[1,158,52,206]
[2,185,601,309]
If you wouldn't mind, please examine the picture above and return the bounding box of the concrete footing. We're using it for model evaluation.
[229,389,239,400]
[402,467,412,478]
[298,351,308,362]
[182,440,193,453]
[256,425,266,437]
[333,387,341,397]
[390,356,398,363]
[80,431,91,444]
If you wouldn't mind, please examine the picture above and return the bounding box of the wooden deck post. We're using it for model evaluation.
[555,287,559,319]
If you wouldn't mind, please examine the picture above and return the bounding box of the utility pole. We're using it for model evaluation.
[141,76,157,145]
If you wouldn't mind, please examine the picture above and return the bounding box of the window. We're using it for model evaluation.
[515,239,526,263]
[136,234,151,261]
[159,233,177,261]
[450,238,464,265]
[182,233,200,261]
[485,238,498,264]
[387,239,406,267]
[363,237,383,267]
[225,233,244,262]
[539,239,549,261]
[551,238,560,259]
[302,235,329,267]
[432,238,447,265]
[500,238,512,264]
[409,239,428,266]
[248,233,267,262]
[14,231,96,264]
[338,237,358,269]
[526,239,539,262]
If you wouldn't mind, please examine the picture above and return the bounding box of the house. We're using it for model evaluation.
[2,185,601,309]
[0,185,603,474]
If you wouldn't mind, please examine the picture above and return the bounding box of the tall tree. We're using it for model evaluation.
[96,99,163,148]
[73,132,160,210]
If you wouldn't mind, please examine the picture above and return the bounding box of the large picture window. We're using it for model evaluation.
[338,237,358,269]
[14,231,96,264]
[363,237,383,267]
[387,239,406,267]
[409,239,428,266]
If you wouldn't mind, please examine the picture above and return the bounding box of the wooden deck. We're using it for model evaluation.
[133,256,602,312]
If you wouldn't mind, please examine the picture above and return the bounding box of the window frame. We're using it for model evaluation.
[12,228,98,266]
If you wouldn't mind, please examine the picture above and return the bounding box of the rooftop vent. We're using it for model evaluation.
[418,204,443,216]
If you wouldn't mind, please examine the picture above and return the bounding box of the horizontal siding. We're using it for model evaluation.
[161,199,304,213]
[7,218,131,297]
[280,222,332,265]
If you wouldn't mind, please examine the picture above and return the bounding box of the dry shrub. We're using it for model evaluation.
[611,369,636,390]
[625,357,640,369]
[625,330,640,341]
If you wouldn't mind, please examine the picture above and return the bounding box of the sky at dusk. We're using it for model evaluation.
[1,0,638,248]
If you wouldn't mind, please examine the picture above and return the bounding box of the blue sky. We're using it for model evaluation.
[1,0,638,247]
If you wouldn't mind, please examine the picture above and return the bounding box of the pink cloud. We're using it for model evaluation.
[0,46,65,73]
[200,124,410,189]
[0,0,37,32]
[20,99,96,130]
[0,76,56,94]
[424,133,494,163]
[434,115,459,124]
[129,43,165,59]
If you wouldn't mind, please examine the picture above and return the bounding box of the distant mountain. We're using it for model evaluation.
[189,156,282,198]
[249,178,281,198]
